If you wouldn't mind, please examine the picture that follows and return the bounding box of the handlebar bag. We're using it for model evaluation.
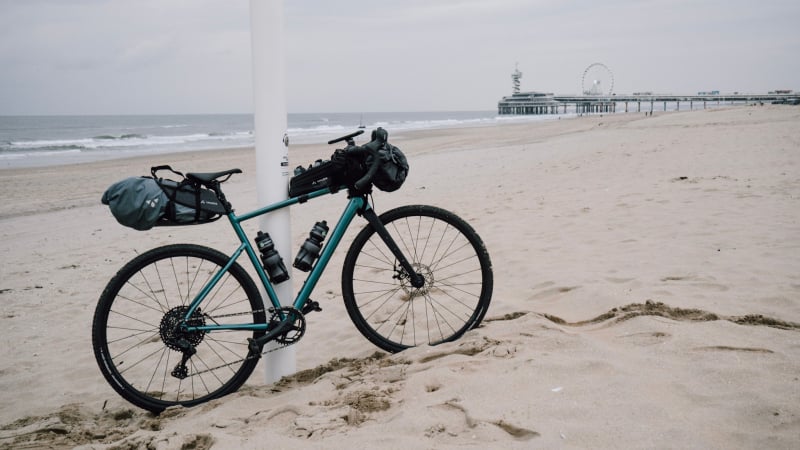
[369,143,409,192]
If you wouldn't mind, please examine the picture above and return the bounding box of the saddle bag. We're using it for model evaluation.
[156,178,226,226]
[101,166,226,230]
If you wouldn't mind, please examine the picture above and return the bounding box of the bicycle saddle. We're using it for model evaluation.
[186,168,242,184]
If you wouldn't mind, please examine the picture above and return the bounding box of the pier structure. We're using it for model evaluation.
[498,64,797,115]
[498,92,799,116]
[497,91,618,115]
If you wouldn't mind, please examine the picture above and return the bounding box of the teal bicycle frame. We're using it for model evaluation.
[182,186,365,334]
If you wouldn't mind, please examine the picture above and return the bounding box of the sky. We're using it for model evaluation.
[0,0,798,115]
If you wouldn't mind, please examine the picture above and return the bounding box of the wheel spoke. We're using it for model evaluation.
[343,206,492,353]
[93,244,265,413]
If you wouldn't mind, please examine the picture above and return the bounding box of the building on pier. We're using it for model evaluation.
[498,66,562,115]
[498,91,561,115]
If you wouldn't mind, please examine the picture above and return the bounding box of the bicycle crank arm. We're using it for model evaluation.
[361,208,425,288]
[247,313,298,356]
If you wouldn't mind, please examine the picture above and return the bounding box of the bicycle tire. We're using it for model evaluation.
[92,244,266,413]
[342,205,493,353]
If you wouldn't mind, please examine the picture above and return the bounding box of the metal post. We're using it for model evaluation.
[249,0,295,383]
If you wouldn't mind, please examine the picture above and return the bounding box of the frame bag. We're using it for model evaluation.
[288,159,337,197]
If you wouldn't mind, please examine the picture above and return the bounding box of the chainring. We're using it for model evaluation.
[271,307,306,345]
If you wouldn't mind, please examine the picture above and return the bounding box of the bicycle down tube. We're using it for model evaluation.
[182,189,369,333]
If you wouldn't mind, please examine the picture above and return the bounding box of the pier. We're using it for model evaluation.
[499,64,798,115]
[498,92,800,115]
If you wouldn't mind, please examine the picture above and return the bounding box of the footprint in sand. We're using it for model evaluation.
[660,275,730,292]
[694,345,774,354]
[438,400,539,441]
[529,283,581,301]
[616,331,672,346]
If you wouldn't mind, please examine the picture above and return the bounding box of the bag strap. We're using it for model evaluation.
[151,165,185,179]
[152,165,203,221]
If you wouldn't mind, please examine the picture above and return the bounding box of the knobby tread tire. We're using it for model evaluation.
[92,244,266,413]
[342,205,493,353]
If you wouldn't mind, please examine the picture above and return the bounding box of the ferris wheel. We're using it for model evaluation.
[581,63,614,96]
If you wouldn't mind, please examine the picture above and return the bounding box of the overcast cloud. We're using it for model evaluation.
[0,0,798,115]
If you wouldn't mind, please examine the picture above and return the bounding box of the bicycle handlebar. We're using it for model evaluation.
[329,127,389,191]
[327,129,364,146]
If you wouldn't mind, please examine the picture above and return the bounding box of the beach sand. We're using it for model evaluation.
[1,106,799,448]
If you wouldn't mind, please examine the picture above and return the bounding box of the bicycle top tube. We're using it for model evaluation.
[234,185,340,223]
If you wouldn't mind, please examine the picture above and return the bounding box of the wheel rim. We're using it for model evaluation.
[97,250,263,408]
[347,211,489,350]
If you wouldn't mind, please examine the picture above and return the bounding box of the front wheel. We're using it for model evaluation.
[342,205,493,353]
[92,244,266,413]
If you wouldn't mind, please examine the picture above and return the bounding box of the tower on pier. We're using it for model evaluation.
[511,63,522,94]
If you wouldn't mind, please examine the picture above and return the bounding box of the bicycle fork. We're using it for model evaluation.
[360,207,426,289]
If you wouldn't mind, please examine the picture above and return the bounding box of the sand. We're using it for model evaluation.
[1,106,799,449]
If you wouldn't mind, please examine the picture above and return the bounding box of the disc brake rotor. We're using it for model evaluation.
[399,263,434,298]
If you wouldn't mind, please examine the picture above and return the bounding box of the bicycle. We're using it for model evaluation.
[92,128,493,413]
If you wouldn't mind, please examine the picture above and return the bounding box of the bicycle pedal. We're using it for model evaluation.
[301,300,322,315]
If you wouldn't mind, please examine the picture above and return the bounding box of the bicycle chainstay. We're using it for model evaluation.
[173,305,312,379]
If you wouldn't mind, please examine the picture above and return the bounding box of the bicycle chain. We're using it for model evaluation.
[184,308,296,378]
[188,339,294,378]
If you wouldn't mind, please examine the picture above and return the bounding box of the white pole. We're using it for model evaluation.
[249,0,295,383]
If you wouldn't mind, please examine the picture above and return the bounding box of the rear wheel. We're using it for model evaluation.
[92,244,266,413]
[342,205,493,353]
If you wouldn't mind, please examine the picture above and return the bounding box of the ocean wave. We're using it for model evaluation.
[0,148,82,160]
[1,111,565,168]
[3,132,254,154]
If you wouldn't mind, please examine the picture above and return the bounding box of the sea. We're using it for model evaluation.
[0,111,561,169]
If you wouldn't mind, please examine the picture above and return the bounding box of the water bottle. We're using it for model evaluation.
[293,221,329,272]
[254,231,289,283]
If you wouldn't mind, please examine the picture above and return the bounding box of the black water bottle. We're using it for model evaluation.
[255,231,289,283]
[293,221,329,272]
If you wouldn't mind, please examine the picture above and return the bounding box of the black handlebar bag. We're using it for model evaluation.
[368,143,409,192]
[291,141,409,195]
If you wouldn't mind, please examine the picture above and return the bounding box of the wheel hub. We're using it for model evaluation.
[160,306,206,351]
[399,263,434,298]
